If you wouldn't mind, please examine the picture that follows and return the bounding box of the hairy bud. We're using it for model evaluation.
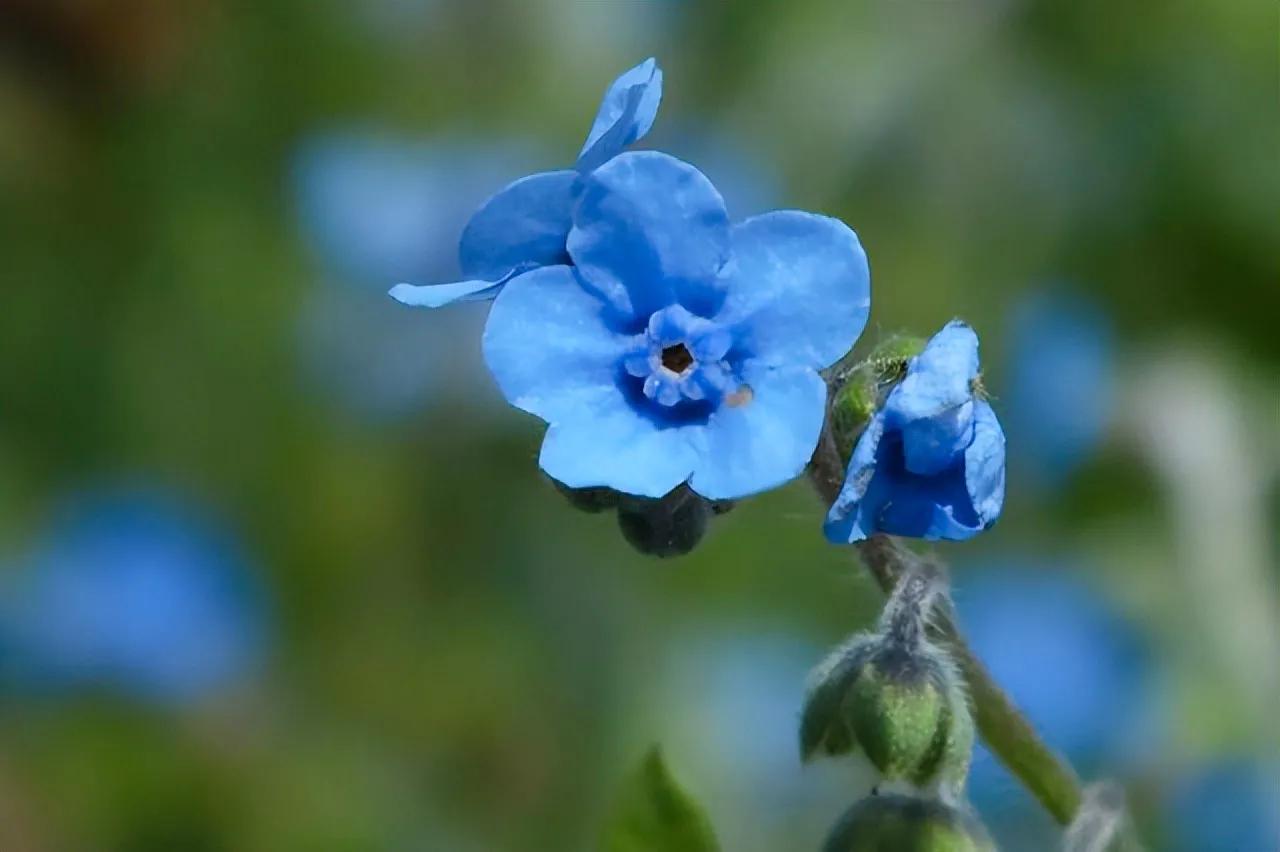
[830,333,926,459]
[822,794,995,852]
[616,487,714,558]
[801,565,974,797]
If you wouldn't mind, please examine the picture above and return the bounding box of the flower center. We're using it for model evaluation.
[661,343,694,374]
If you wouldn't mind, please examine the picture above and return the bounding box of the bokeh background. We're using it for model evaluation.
[1,1,1277,850]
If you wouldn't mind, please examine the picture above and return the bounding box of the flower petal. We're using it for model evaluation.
[887,320,979,420]
[389,279,502,308]
[894,399,976,477]
[688,364,827,499]
[823,416,984,543]
[481,265,631,424]
[538,408,700,499]
[964,401,1006,527]
[568,151,731,319]
[576,58,664,173]
[823,410,887,543]
[458,169,577,283]
[716,211,870,370]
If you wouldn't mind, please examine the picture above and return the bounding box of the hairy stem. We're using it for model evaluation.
[808,424,1085,825]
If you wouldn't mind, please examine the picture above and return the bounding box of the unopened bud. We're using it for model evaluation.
[616,487,713,558]
[822,794,995,852]
[830,334,926,459]
[801,567,973,796]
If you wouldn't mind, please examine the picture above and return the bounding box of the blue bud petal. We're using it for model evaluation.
[458,169,577,284]
[482,265,632,424]
[576,57,663,173]
[823,410,888,544]
[885,320,981,475]
[689,364,827,500]
[716,210,870,370]
[965,400,1006,526]
[568,151,730,320]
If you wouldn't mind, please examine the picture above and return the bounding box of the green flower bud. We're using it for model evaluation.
[829,333,927,459]
[801,569,974,796]
[822,795,996,852]
[616,487,713,558]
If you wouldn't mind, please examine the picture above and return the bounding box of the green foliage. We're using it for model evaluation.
[603,747,720,852]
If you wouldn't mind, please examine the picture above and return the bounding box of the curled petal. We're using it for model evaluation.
[965,401,1006,527]
[576,57,663,173]
[717,211,870,370]
[885,321,981,475]
[389,279,501,308]
[823,415,988,543]
[823,410,888,544]
[689,364,827,499]
[481,266,631,424]
[458,169,577,283]
[568,151,730,319]
[887,321,980,421]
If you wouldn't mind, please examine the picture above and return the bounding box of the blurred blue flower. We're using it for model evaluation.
[952,566,1148,792]
[391,57,664,309]
[294,131,533,288]
[293,131,526,420]
[1164,760,1280,852]
[0,487,268,706]
[1004,290,1114,487]
[482,151,870,499]
[825,321,1006,542]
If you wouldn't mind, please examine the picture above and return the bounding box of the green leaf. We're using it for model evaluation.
[603,747,720,852]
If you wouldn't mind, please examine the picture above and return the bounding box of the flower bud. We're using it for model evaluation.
[801,568,974,796]
[616,487,713,558]
[830,333,926,459]
[821,794,995,852]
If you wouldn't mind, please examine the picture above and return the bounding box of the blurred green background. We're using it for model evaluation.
[0,1,1277,850]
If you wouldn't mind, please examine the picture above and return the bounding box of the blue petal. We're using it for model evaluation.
[481,265,632,424]
[885,320,981,475]
[389,279,501,308]
[823,410,887,543]
[576,58,664,173]
[568,151,731,320]
[824,417,984,543]
[716,211,870,370]
[965,401,1006,527]
[458,169,577,283]
[688,364,827,500]
[539,405,701,499]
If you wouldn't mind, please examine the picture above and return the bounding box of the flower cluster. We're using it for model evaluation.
[387,57,1005,549]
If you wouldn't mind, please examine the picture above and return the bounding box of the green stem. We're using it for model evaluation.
[808,424,1084,826]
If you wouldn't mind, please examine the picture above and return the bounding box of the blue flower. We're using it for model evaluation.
[824,320,1005,542]
[293,131,532,288]
[292,131,522,419]
[389,58,663,309]
[950,564,1151,842]
[481,151,870,499]
[1164,761,1280,852]
[1004,289,1113,487]
[952,565,1148,774]
[0,487,268,706]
